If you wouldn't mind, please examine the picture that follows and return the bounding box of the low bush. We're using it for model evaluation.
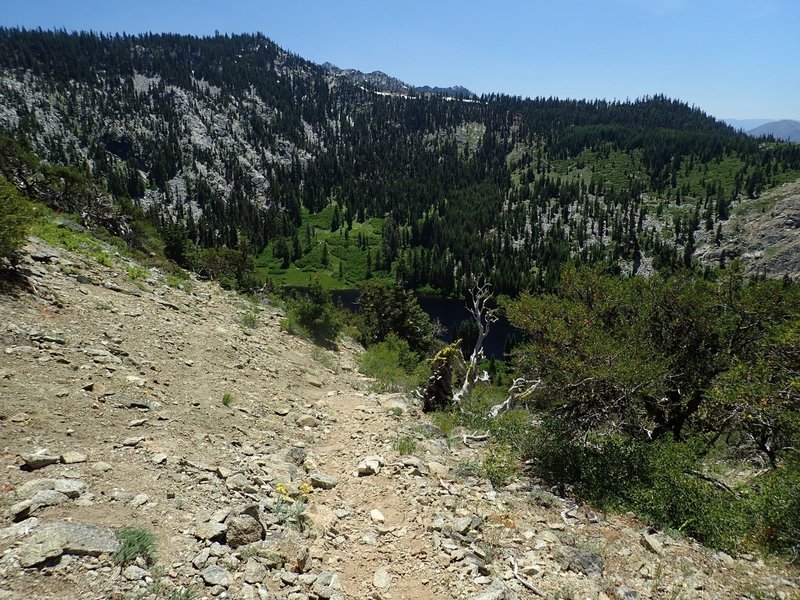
[357,333,427,392]
[0,176,35,262]
[524,418,800,556]
[282,277,342,345]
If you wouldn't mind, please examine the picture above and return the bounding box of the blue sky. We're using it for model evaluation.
[3,0,798,120]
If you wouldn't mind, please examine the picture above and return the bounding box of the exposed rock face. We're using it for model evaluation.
[697,179,800,277]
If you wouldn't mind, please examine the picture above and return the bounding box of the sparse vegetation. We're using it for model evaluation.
[394,435,417,455]
[481,443,520,488]
[0,175,35,263]
[126,265,148,281]
[221,393,234,407]
[357,333,427,392]
[114,527,157,565]
[281,276,342,345]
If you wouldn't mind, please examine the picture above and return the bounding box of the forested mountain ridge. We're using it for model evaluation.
[322,62,476,98]
[1,28,799,295]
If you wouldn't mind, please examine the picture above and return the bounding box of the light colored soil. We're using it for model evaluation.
[1,238,798,600]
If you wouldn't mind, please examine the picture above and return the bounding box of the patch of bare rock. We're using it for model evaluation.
[0,239,798,599]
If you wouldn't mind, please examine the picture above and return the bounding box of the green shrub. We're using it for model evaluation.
[747,459,800,556]
[357,333,425,391]
[482,443,519,487]
[0,176,34,262]
[282,277,341,344]
[114,527,156,565]
[222,393,234,407]
[431,410,459,437]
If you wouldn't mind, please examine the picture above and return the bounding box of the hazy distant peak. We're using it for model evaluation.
[747,119,800,142]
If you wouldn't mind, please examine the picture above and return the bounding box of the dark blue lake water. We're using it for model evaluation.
[332,290,518,359]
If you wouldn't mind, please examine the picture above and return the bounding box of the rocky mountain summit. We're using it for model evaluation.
[1,232,798,599]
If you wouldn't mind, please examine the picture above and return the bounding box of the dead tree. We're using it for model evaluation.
[452,278,498,404]
[419,279,496,412]
[488,377,542,417]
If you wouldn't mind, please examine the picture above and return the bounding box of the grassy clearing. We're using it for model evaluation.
[256,206,389,290]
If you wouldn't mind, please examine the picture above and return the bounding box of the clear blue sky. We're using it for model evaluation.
[3,0,798,120]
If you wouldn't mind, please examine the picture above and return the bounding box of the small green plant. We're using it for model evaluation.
[482,443,520,488]
[127,265,147,281]
[395,435,417,456]
[431,411,459,437]
[271,482,312,531]
[166,590,198,600]
[222,393,234,407]
[388,406,404,417]
[114,527,156,565]
[94,252,113,267]
[239,311,259,329]
[165,274,192,292]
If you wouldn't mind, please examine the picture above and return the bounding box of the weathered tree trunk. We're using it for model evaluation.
[452,279,497,404]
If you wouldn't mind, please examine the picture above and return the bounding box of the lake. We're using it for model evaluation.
[332,290,518,359]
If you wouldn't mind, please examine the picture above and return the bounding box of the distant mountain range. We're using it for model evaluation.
[747,120,800,142]
[322,62,475,98]
[724,118,800,142]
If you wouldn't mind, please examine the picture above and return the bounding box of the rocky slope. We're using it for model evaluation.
[697,179,800,277]
[1,231,799,599]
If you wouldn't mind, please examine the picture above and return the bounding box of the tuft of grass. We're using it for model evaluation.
[388,406,404,417]
[239,311,259,329]
[431,411,459,437]
[395,435,417,456]
[127,265,148,281]
[114,527,156,565]
[222,393,234,407]
[163,590,198,600]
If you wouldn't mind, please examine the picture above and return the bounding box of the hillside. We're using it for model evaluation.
[2,227,798,599]
[696,179,800,277]
[748,120,800,142]
[2,29,800,296]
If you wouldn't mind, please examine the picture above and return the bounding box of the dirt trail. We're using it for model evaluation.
[1,236,798,600]
[311,391,443,599]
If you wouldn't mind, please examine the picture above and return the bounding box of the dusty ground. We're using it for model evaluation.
[1,235,798,600]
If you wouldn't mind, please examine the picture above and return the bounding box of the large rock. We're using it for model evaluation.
[469,580,515,600]
[20,451,59,471]
[308,471,338,490]
[7,490,71,521]
[225,514,263,548]
[357,455,383,476]
[17,522,120,567]
[201,565,230,587]
[304,503,338,538]
[557,545,604,578]
[312,571,343,599]
[258,530,309,572]
[243,558,267,584]
[196,520,227,542]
